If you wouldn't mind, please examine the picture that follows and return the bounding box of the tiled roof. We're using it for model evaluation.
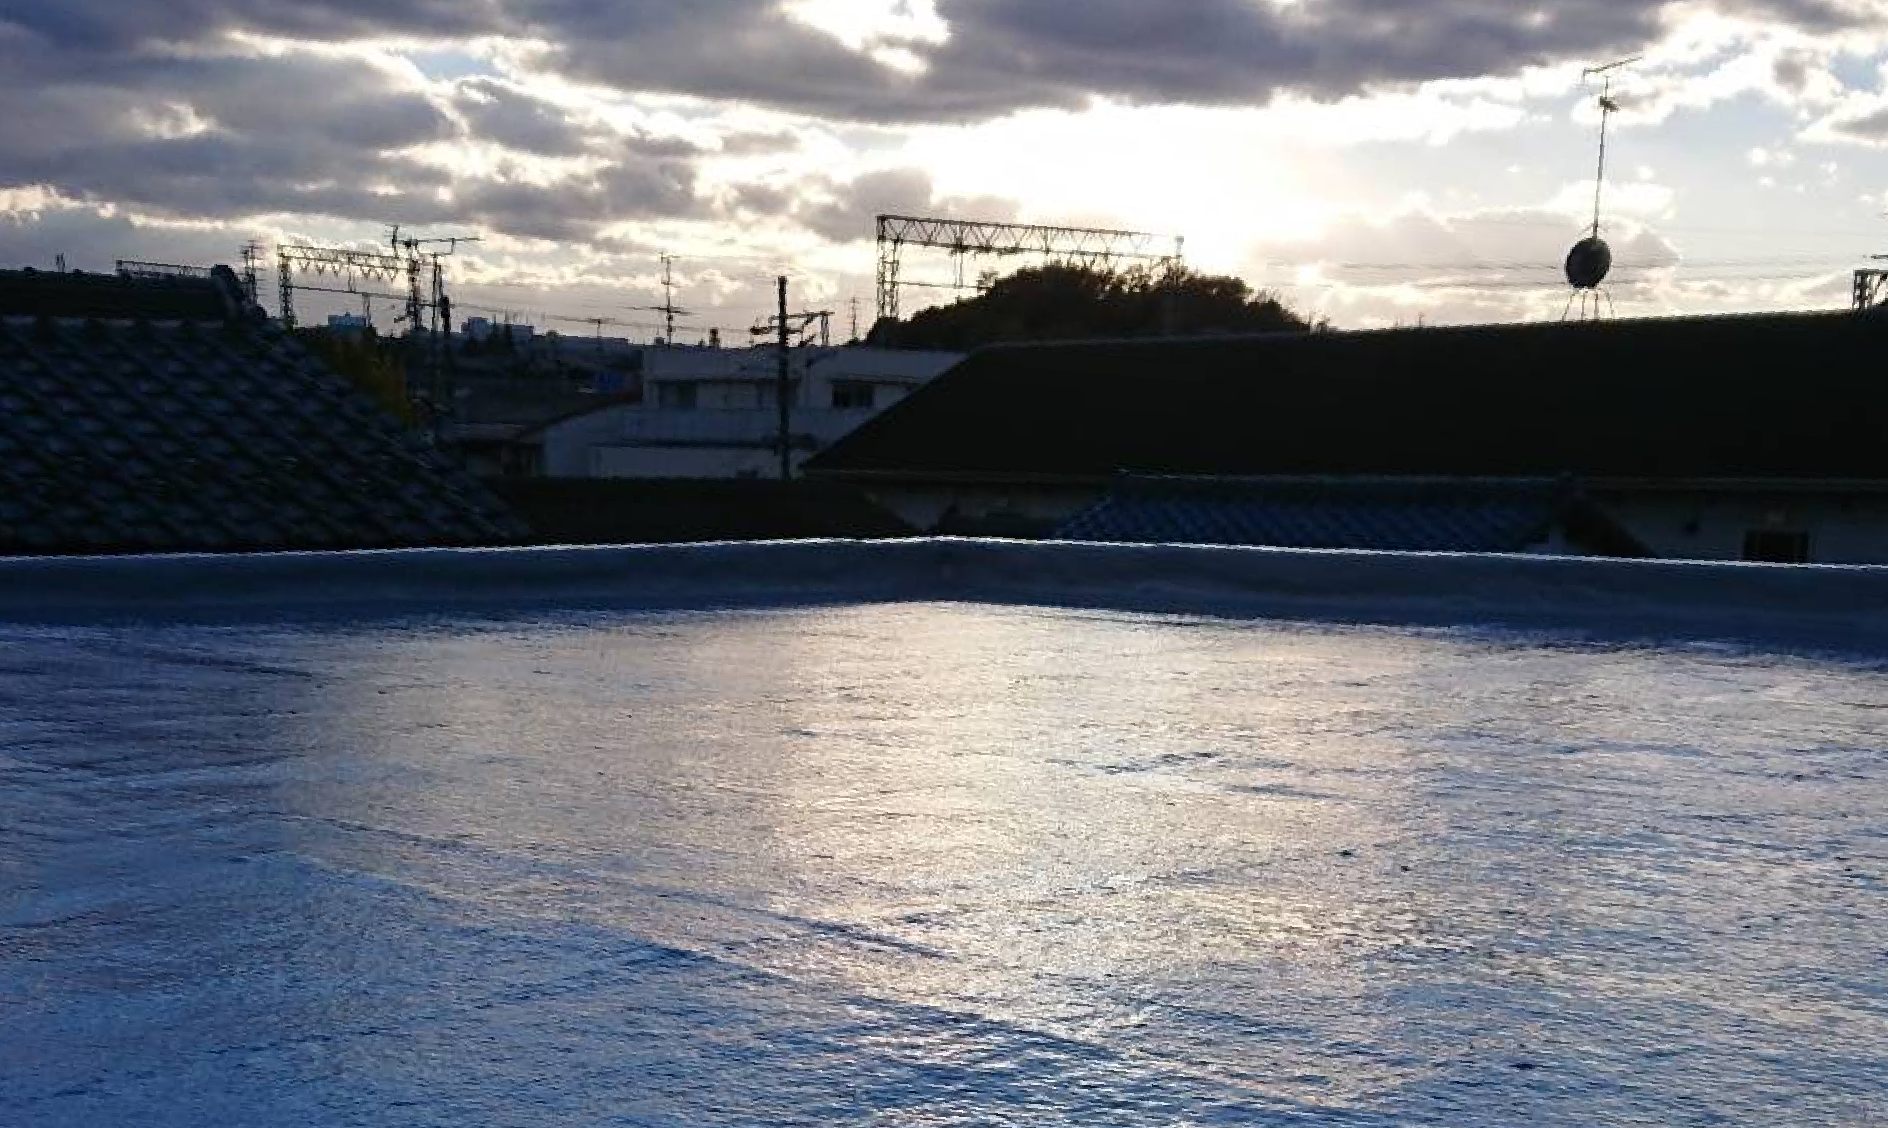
[811,310,1888,481]
[1056,477,1614,554]
[0,316,529,555]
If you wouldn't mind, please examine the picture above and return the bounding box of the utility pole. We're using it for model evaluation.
[849,297,860,343]
[401,240,427,394]
[278,255,297,329]
[430,256,453,425]
[239,241,264,306]
[777,276,791,481]
[662,255,680,344]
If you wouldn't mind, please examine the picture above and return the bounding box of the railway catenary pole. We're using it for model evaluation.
[777,276,791,481]
[874,214,1185,324]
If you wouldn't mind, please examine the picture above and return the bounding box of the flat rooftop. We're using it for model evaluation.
[3,542,1884,1125]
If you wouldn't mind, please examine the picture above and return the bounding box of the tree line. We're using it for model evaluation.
[869,263,1316,350]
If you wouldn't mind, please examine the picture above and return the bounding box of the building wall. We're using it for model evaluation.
[532,346,963,480]
[589,445,815,480]
[539,405,635,477]
[1596,489,1888,565]
[620,406,884,448]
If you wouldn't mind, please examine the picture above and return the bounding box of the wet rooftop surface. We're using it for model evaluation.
[3,600,1885,1126]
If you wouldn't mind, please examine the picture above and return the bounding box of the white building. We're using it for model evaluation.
[523,345,962,479]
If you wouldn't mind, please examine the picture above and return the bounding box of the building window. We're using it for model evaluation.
[831,381,876,410]
[655,382,697,410]
[1742,530,1811,564]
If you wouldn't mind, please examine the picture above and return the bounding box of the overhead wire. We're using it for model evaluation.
[444,216,1882,327]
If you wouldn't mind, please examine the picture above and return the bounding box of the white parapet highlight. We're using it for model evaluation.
[3,539,1887,648]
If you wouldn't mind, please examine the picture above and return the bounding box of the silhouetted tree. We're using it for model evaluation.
[870,263,1312,350]
[297,328,414,424]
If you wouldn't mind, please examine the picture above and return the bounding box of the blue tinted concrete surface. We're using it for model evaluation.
[2,543,1885,1125]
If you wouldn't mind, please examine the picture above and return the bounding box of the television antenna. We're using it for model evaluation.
[1564,55,1639,321]
[621,255,693,343]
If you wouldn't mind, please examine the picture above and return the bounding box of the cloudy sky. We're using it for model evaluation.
[9,0,1888,334]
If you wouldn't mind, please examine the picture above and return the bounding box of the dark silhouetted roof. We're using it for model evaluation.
[1056,476,1641,554]
[810,312,1888,481]
[0,266,254,322]
[489,478,915,544]
[0,315,528,555]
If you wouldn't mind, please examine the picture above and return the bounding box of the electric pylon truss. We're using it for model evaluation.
[115,260,214,281]
[275,240,466,433]
[275,245,417,331]
[1855,265,1888,311]
[875,214,1184,322]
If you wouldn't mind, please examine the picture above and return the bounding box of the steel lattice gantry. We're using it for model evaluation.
[275,245,415,331]
[874,214,1184,323]
[275,242,459,432]
[1855,268,1888,311]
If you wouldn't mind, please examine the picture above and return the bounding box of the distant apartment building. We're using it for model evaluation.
[512,345,962,479]
[325,312,371,338]
[462,317,537,346]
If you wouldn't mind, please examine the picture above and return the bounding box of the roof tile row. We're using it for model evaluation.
[0,316,528,555]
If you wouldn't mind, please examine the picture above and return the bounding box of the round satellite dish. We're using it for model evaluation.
[1565,236,1613,289]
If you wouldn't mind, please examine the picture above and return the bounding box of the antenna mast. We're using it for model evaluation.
[1585,55,1639,242]
[660,255,682,344]
[1564,56,1639,321]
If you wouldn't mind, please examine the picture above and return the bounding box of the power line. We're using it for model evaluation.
[1259,270,1843,293]
[1418,213,1888,238]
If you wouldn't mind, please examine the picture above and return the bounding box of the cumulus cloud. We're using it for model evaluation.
[0,192,250,273]
[1806,95,1888,143]
[8,0,1888,125]
[456,161,702,243]
[0,23,713,243]
[1,0,1884,331]
[0,47,461,220]
[0,0,497,51]
[795,167,1020,241]
[454,78,594,157]
[1243,205,1693,326]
